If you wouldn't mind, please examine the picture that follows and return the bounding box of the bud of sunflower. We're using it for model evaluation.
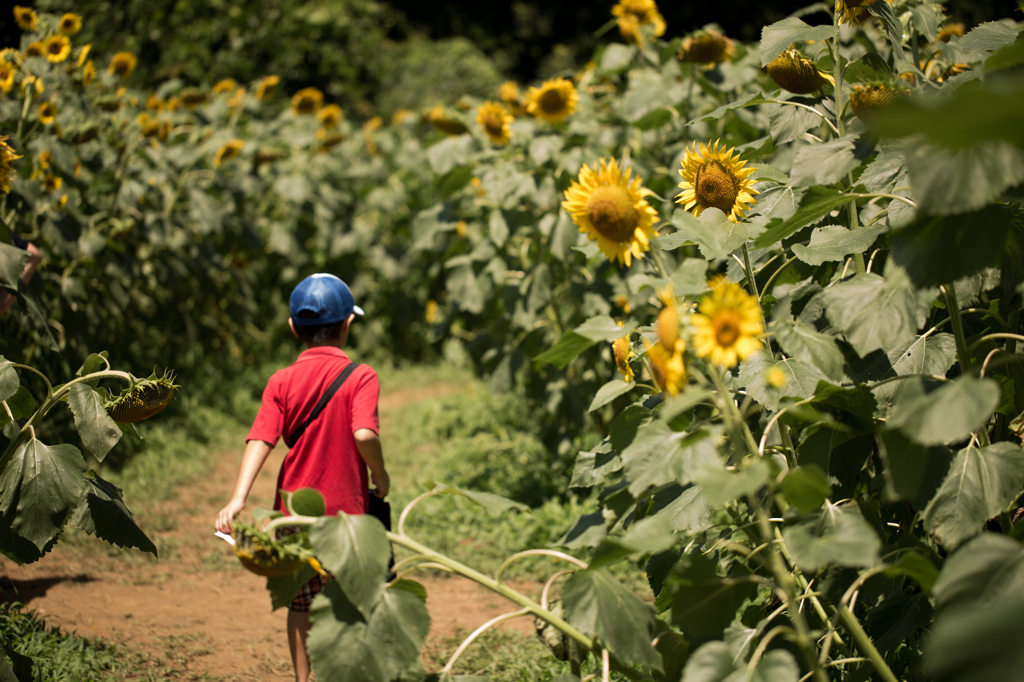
[105,372,179,424]
[849,83,901,119]
[679,30,735,66]
[765,49,833,95]
[613,331,636,383]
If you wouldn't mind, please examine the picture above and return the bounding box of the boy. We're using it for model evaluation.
[215,273,389,682]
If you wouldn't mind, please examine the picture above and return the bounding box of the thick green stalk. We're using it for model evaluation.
[942,284,972,374]
[838,606,900,682]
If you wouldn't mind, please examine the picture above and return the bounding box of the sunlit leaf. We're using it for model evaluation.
[782,502,880,572]
[309,513,391,618]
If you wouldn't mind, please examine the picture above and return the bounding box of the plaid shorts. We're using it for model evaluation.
[290,572,333,612]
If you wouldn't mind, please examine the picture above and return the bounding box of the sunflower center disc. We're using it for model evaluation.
[586,185,640,243]
[538,88,567,114]
[713,311,742,348]
[483,113,504,137]
[695,163,739,214]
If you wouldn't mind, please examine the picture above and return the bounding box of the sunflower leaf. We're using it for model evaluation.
[820,268,919,356]
[669,209,747,260]
[688,92,776,125]
[752,187,854,248]
[789,135,860,187]
[791,224,887,266]
[759,17,838,67]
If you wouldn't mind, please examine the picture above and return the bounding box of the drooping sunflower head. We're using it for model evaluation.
[646,338,687,395]
[255,75,280,101]
[612,0,666,47]
[427,106,468,135]
[476,101,513,145]
[213,139,244,168]
[13,6,37,32]
[80,60,96,87]
[679,29,735,66]
[179,86,207,109]
[316,129,345,153]
[849,83,901,119]
[232,521,310,578]
[38,101,56,125]
[317,103,344,128]
[291,87,323,115]
[212,78,238,95]
[109,51,137,78]
[561,158,660,267]
[835,0,882,26]
[0,62,15,94]
[765,49,834,95]
[44,35,71,63]
[24,42,44,58]
[498,81,520,107]
[937,22,965,43]
[76,43,91,67]
[676,140,758,223]
[525,78,578,124]
[0,136,22,194]
[106,372,179,424]
[59,13,82,35]
[690,278,763,369]
[613,326,637,383]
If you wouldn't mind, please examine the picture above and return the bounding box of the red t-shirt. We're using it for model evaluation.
[247,347,379,516]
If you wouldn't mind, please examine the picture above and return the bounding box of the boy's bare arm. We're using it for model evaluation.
[354,428,389,498]
[215,439,274,533]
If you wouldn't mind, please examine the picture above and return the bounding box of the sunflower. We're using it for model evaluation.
[849,83,900,118]
[38,101,56,125]
[41,174,61,193]
[0,136,22,194]
[212,78,237,95]
[44,35,71,63]
[179,87,207,109]
[613,329,636,383]
[456,220,467,237]
[427,106,468,135]
[391,109,412,125]
[679,30,735,66]
[765,49,834,95]
[476,101,513,145]
[21,75,43,95]
[498,81,520,107]
[13,6,37,32]
[77,43,91,67]
[691,278,763,369]
[835,0,885,26]
[612,0,666,48]
[363,115,384,153]
[80,60,96,86]
[317,103,343,128]
[425,300,439,324]
[676,140,758,223]
[525,78,578,124]
[0,63,14,94]
[109,51,137,78]
[614,294,632,314]
[937,22,965,43]
[213,139,244,168]
[227,87,246,109]
[561,158,659,267]
[647,338,686,395]
[291,87,323,115]
[255,75,279,101]
[24,42,44,58]
[59,13,82,35]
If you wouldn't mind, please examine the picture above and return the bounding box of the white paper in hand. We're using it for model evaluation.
[215,531,235,546]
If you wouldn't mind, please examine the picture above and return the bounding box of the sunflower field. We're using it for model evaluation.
[3,0,1024,680]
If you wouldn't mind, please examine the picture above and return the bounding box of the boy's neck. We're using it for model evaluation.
[305,340,345,350]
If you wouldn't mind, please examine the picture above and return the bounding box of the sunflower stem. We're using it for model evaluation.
[741,243,760,301]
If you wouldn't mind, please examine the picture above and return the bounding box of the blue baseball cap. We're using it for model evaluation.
[289,274,364,327]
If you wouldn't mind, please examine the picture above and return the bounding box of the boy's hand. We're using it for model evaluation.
[215,498,245,534]
[371,471,390,498]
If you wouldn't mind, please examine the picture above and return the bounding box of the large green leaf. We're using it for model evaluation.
[782,503,880,572]
[861,333,957,413]
[689,92,776,125]
[0,438,87,551]
[753,187,857,248]
[902,140,1024,215]
[739,350,833,410]
[877,430,953,509]
[0,244,27,291]
[789,136,861,187]
[67,384,122,462]
[759,17,838,66]
[923,442,1024,549]
[70,471,156,555]
[790,224,886,267]
[773,319,846,382]
[589,514,677,569]
[671,553,757,637]
[891,205,1014,287]
[924,596,1024,682]
[866,0,906,60]
[0,358,17,404]
[820,270,919,356]
[887,376,1001,447]
[534,331,594,369]
[668,209,747,260]
[267,564,318,611]
[782,465,831,514]
[428,482,530,515]
[769,104,822,146]
[931,533,1023,613]
[589,379,636,412]
[562,568,661,669]
[680,642,734,682]
[309,513,391,618]
[694,459,771,507]
[622,424,720,497]
[308,581,430,682]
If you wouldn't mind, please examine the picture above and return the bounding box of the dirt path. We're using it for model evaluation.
[0,380,540,680]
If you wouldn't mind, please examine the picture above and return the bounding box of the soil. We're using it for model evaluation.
[0,381,541,680]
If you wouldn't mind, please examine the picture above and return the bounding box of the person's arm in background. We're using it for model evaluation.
[355,428,389,498]
[215,439,274,533]
[0,242,42,315]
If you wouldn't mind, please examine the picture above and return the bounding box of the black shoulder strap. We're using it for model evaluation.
[285,362,361,448]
